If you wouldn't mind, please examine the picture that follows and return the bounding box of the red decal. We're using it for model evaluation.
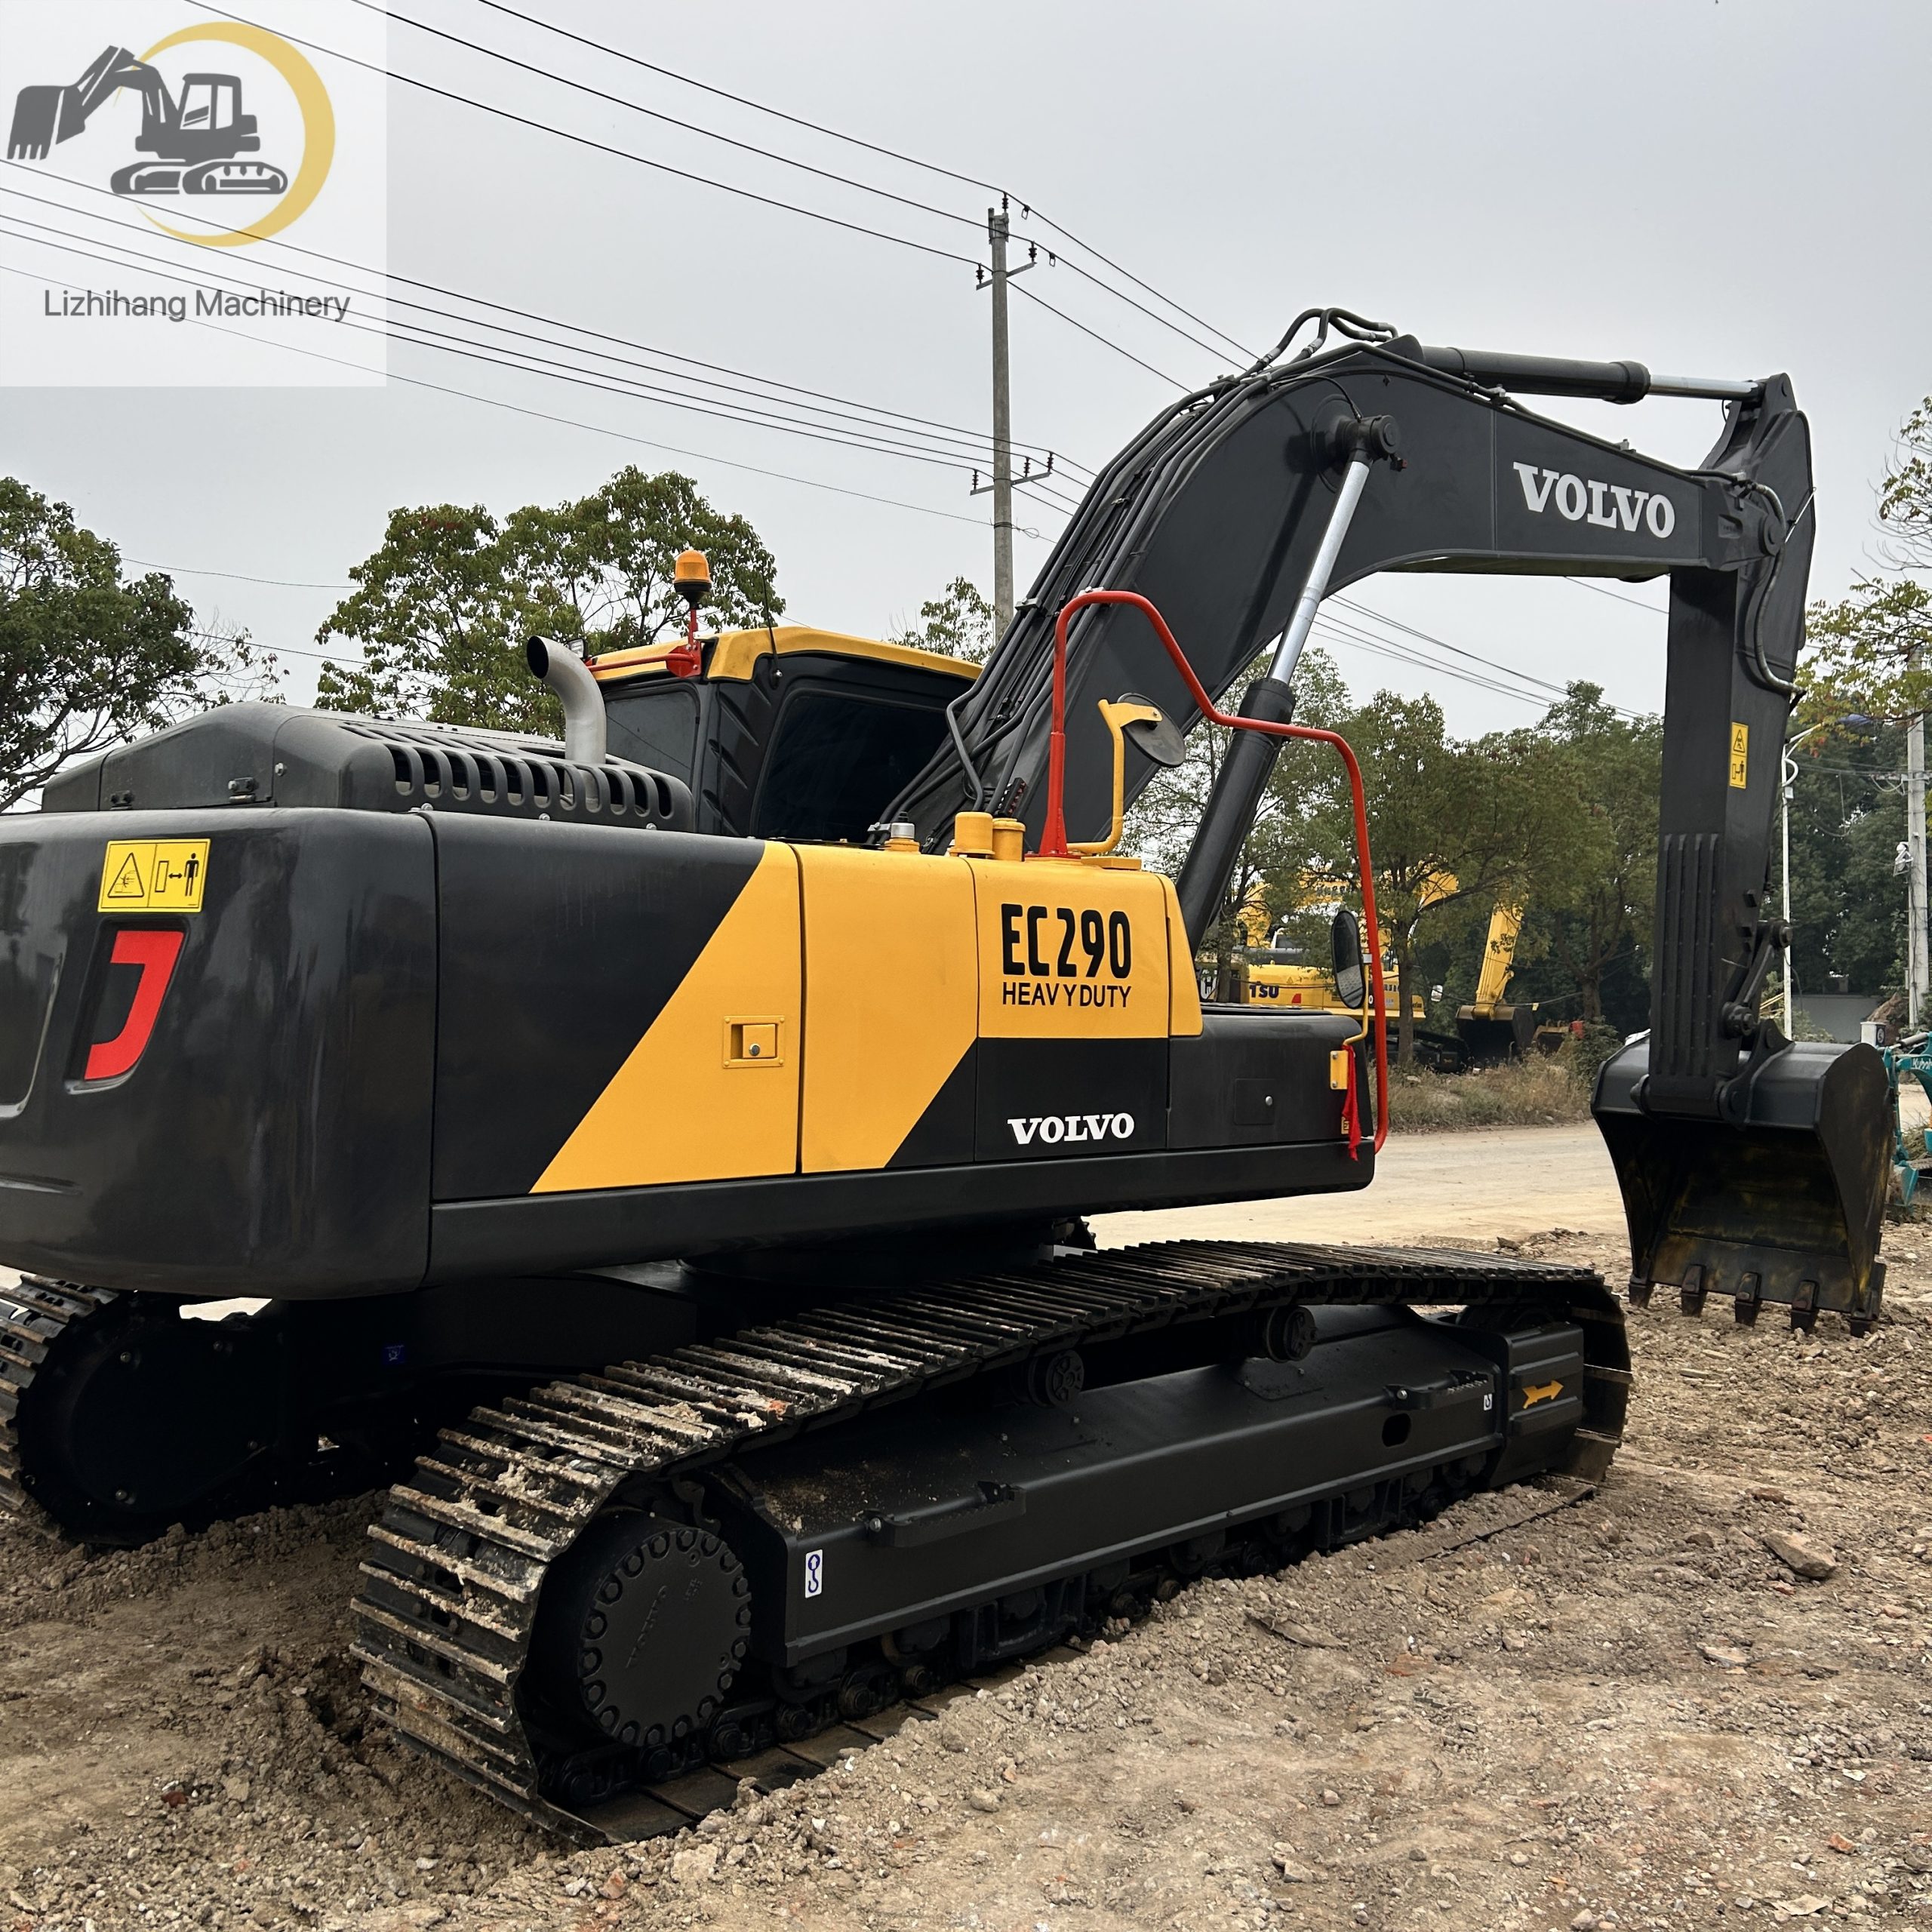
[84,929,183,1081]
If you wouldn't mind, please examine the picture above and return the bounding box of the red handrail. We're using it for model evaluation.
[1041,588,1389,1155]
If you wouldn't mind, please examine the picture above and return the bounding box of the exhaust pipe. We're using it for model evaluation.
[527,635,606,766]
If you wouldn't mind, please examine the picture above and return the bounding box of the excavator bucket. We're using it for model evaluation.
[1456,1005,1538,1068]
[7,85,75,161]
[1592,1039,1891,1329]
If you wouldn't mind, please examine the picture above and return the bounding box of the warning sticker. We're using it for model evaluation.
[99,840,210,913]
[1727,721,1749,790]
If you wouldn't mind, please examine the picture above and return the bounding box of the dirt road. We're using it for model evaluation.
[1097,1122,1627,1248]
[0,1151,1928,1930]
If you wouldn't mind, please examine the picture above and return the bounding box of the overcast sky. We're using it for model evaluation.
[5,0,1929,735]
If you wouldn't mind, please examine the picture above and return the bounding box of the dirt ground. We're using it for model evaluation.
[0,1211,1928,1930]
[1095,1122,1626,1249]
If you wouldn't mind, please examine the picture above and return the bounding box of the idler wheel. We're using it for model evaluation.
[533,1512,751,1749]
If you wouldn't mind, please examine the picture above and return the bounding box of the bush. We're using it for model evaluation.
[1383,1052,1592,1133]
[1556,1020,1626,1090]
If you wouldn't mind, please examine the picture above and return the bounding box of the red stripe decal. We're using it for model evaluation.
[83,929,184,1081]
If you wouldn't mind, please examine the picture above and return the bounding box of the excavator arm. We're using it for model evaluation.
[1471,905,1524,1015]
[884,318,1887,1326]
[7,46,168,162]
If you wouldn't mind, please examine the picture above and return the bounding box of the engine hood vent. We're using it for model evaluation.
[42,702,694,832]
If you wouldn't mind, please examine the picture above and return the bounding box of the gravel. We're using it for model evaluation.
[0,1223,1926,1930]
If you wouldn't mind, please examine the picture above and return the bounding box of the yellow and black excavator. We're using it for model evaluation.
[1236,921,1413,1019]
[0,316,1888,1835]
[1454,903,1584,1064]
[7,45,288,195]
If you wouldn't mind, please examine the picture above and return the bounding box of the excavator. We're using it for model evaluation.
[1454,902,1572,1064]
[1237,919,1412,1019]
[0,313,1889,1838]
[7,45,288,195]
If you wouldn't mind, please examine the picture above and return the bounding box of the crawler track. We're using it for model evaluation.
[0,1280,117,1517]
[352,1240,1628,1837]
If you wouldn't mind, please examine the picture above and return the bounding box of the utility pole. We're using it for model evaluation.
[987,205,1014,638]
[1910,709,1928,1031]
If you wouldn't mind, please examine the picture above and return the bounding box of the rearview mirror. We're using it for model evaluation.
[1117,693,1186,768]
[1331,909,1366,1011]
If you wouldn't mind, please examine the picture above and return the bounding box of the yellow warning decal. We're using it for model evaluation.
[99,840,210,913]
[1521,1380,1564,1408]
[1727,721,1749,789]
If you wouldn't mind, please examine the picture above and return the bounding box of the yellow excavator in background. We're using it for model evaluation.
[1454,903,1571,1065]
[1237,921,1416,1019]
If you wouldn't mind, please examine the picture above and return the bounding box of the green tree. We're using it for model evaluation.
[1127,647,1351,998]
[1783,721,1906,997]
[1515,685,1662,1023]
[316,468,782,732]
[891,577,996,664]
[1782,392,1932,1008]
[1801,574,1932,727]
[1294,690,1568,1063]
[1877,394,1932,571]
[0,478,266,811]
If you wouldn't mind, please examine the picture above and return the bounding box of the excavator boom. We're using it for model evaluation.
[884,322,1887,1325]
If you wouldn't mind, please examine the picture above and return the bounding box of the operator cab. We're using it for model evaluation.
[590,626,978,842]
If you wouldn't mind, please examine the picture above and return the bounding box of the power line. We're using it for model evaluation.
[1009,280,1186,390]
[129,556,352,589]
[1310,619,1559,710]
[381,0,1237,366]
[198,4,983,269]
[367,0,984,234]
[1329,595,1651,720]
[1309,603,1647,721]
[0,252,1054,538]
[190,625,366,665]
[1332,596,1576,703]
[451,0,1257,362]
[0,208,1087,512]
[0,165,1088,477]
[200,5,1201,395]
[1564,577,1669,617]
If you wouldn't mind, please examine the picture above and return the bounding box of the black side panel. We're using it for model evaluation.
[974,1038,1168,1160]
[0,810,435,1296]
[1168,1009,1359,1149]
[888,1044,977,1169]
[429,818,763,1201]
[426,1140,1376,1283]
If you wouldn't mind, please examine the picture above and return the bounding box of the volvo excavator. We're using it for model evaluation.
[0,312,1889,1837]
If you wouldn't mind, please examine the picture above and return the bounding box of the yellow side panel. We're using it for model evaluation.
[1158,873,1204,1037]
[798,848,979,1173]
[968,859,1170,1040]
[532,845,802,1192]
